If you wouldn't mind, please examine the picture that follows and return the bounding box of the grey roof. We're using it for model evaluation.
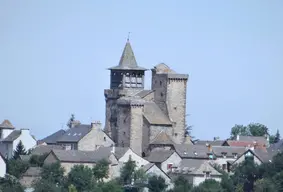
[2,130,21,142]
[194,140,225,146]
[254,148,277,163]
[93,146,129,160]
[57,124,91,143]
[142,163,155,172]
[0,120,15,129]
[135,90,154,98]
[31,145,64,156]
[22,167,42,177]
[39,130,66,144]
[146,149,175,163]
[212,146,246,158]
[52,149,100,163]
[269,140,283,151]
[108,41,147,71]
[143,102,172,125]
[150,131,175,145]
[174,144,211,159]
[238,136,267,143]
[178,159,221,176]
[152,63,176,74]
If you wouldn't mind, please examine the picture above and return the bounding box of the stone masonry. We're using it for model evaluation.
[104,39,189,156]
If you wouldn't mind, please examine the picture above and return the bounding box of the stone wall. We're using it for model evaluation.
[130,105,144,156]
[117,105,131,147]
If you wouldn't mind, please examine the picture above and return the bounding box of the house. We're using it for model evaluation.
[56,121,114,151]
[231,148,277,167]
[0,128,37,159]
[211,146,246,172]
[92,146,149,179]
[0,120,15,140]
[169,159,222,186]
[146,149,182,173]
[38,129,66,145]
[31,145,64,156]
[223,135,269,150]
[44,149,100,175]
[194,140,225,146]
[142,163,173,192]
[174,144,213,159]
[0,152,6,177]
[20,167,42,188]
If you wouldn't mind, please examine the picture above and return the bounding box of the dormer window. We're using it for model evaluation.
[232,153,238,158]
[205,171,211,179]
[194,151,198,156]
[104,137,106,141]
[221,152,227,158]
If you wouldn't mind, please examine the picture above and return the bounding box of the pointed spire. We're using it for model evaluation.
[108,38,147,71]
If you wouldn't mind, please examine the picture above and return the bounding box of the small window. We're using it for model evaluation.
[174,107,177,110]
[174,133,178,136]
[222,164,227,170]
[167,163,173,170]
[221,152,227,158]
[123,132,126,135]
[160,81,162,86]
[232,153,238,158]
[104,137,106,141]
[160,92,163,97]
[205,172,210,179]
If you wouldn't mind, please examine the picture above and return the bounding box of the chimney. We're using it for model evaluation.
[236,134,240,141]
[71,120,81,128]
[21,129,30,135]
[91,121,102,130]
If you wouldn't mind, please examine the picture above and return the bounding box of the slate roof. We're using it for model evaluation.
[52,149,100,163]
[22,167,42,177]
[194,140,225,146]
[269,140,283,152]
[93,146,129,160]
[174,144,211,159]
[39,130,66,144]
[2,130,21,142]
[225,140,266,149]
[142,163,155,172]
[57,124,91,143]
[0,120,15,129]
[108,41,147,71]
[143,102,172,125]
[178,159,221,176]
[212,146,246,158]
[235,148,277,164]
[150,131,175,145]
[153,63,176,74]
[238,136,267,143]
[31,145,64,156]
[146,149,175,163]
[135,90,154,98]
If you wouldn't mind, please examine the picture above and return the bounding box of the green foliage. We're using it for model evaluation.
[220,173,234,192]
[93,159,109,182]
[120,156,137,185]
[98,180,124,192]
[13,141,27,160]
[40,162,65,185]
[172,175,192,192]
[192,179,222,192]
[254,178,277,192]
[29,153,48,167]
[68,184,77,192]
[0,174,24,192]
[230,123,269,139]
[67,165,94,192]
[147,175,167,192]
[67,114,75,128]
[33,179,63,192]
[7,159,29,178]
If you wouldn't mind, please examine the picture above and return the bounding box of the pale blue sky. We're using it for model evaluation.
[0,1,282,140]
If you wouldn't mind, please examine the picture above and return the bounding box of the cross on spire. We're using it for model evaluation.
[127,32,131,42]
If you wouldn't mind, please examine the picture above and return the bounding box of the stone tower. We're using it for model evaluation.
[104,40,147,150]
[151,63,188,144]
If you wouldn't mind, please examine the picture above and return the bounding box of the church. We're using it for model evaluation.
[104,39,190,156]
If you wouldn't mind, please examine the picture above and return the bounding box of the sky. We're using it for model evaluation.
[0,0,282,140]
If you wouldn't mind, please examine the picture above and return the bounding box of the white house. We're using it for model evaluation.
[0,153,6,177]
[0,128,37,159]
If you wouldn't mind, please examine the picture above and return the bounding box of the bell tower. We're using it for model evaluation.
[104,39,147,142]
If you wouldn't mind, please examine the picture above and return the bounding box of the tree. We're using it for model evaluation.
[254,178,277,192]
[7,159,29,178]
[93,159,110,182]
[40,162,65,186]
[230,124,250,139]
[67,114,75,128]
[147,175,167,192]
[133,168,148,191]
[67,165,94,192]
[274,129,280,143]
[0,174,24,192]
[29,153,49,167]
[248,123,268,137]
[98,180,124,192]
[220,173,234,192]
[33,179,63,192]
[185,114,194,138]
[13,141,27,160]
[192,179,222,192]
[120,157,137,185]
[68,184,77,192]
[171,175,192,192]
